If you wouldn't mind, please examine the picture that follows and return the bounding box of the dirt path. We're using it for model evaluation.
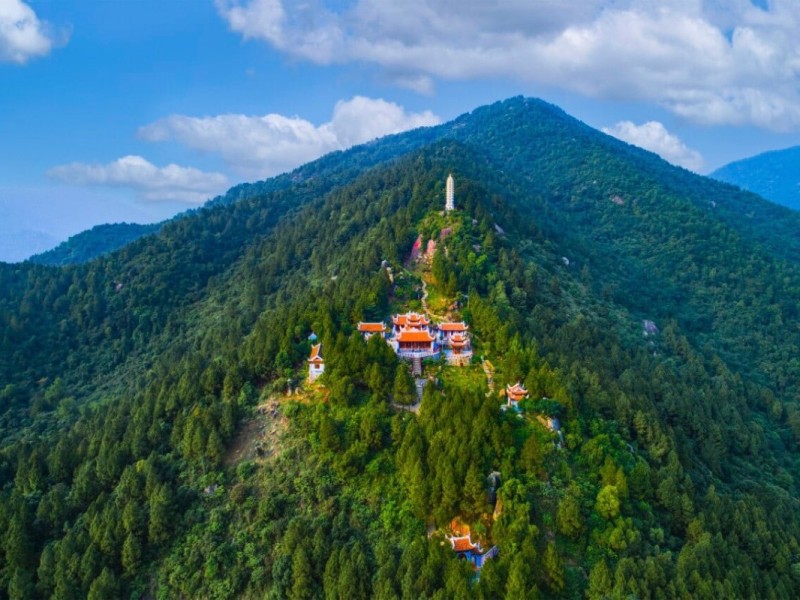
[482,359,495,396]
[420,278,447,321]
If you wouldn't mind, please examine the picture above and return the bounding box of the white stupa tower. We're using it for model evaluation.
[445,173,455,212]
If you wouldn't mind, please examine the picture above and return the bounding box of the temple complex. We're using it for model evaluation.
[366,312,474,364]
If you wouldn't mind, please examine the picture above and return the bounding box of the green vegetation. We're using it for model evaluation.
[2,97,800,598]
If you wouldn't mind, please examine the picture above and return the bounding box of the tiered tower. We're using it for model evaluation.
[445,173,455,211]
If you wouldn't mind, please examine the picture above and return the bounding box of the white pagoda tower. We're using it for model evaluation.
[445,173,455,211]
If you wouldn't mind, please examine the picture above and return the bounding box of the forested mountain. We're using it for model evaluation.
[711,145,800,211]
[28,223,162,266]
[2,97,800,599]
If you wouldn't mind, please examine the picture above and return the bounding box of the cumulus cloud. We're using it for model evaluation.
[216,0,800,130]
[602,121,705,172]
[0,0,64,64]
[138,95,440,178]
[47,155,229,204]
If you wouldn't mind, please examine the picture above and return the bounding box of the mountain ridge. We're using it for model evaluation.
[2,96,800,598]
[711,145,800,211]
[28,222,162,266]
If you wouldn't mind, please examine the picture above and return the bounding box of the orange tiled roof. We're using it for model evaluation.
[440,322,468,332]
[358,322,386,333]
[397,329,435,343]
[451,536,478,553]
[393,312,430,327]
[506,382,528,400]
[450,333,469,347]
[308,343,323,362]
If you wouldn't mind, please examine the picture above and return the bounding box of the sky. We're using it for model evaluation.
[2,0,800,261]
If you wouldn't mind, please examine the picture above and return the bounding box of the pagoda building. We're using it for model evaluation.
[308,343,325,382]
[357,322,387,340]
[505,382,529,409]
[439,321,468,342]
[445,174,455,212]
[445,332,472,366]
[392,312,431,334]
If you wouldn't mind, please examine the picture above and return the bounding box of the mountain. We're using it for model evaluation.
[28,222,162,266]
[0,229,60,263]
[2,97,800,599]
[711,145,800,210]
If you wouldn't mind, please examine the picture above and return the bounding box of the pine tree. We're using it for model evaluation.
[544,543,565,593]
[557,485,584,539]
[392,365,416,405]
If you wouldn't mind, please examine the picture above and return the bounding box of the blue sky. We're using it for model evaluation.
[2,0,800,261]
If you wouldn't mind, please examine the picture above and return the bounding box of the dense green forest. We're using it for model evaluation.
[28,223,162,267]
[2,97,800,598]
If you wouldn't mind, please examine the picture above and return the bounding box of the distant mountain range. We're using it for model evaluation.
[0,229,60,263]
[28,222,162,266]
[711,145,800,210]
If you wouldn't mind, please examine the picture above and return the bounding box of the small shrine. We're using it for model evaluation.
[505,382,529,409]
[357,322,386,340]
[438,321,468,341]
[445,332,472,366]
[448,535,498,570]
[307,343,325,382]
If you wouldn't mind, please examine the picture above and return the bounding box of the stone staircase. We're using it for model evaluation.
[412,356,423,377]
[415,378,427,401]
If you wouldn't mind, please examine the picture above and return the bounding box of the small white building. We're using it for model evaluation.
[308,343,325,382]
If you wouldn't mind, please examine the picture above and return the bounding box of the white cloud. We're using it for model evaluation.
[0,0,63,64]
[602,121,705,171]
[215,0,800,130]
[138,95,440,178]
[47,155,229,204]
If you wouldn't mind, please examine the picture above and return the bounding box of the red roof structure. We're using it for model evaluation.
[451,536,479,553]
[358,322,386,333]
[396,329,436,343]
[308,343,323,363]
[439,322,468,332]
[393,312,430,328]
[450,333,469,349]
[506,382,528,402]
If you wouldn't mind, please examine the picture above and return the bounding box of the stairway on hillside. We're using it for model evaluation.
[415,378,427,401]
[412,356,422,377]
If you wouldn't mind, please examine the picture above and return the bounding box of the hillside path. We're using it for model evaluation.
[482,359,495,396]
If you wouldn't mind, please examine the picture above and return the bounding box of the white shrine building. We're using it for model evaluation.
[307,343,325,382]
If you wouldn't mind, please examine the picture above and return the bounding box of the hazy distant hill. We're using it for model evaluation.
[28,222,162,266]
[0,229,59,263]
[3,97,800,598]
[711,145,800,210]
